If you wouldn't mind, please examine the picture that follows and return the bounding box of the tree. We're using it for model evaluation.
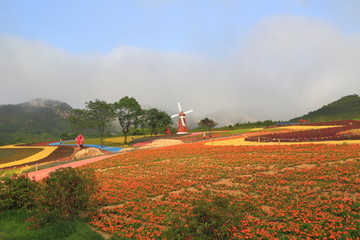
[68,109,90,132]
[145,108,172,135]
[113,96,143,144]
[198,117,217,131]
[85,99,115,146]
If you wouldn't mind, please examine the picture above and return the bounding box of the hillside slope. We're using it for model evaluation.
[291,94,360,122]
[0,99,73,145]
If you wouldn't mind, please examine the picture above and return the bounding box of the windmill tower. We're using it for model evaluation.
[171,102,193,134]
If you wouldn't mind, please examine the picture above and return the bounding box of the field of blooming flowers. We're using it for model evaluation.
[82,138,360,239]
[246,120,360,142]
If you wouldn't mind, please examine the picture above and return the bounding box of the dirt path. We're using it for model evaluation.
[27,153,120,181]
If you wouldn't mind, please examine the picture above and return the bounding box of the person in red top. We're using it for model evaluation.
[165,127,171,135]
[75,134,84,149]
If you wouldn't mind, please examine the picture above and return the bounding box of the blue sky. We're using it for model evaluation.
[1,0,360,124]
[2,0,356,55]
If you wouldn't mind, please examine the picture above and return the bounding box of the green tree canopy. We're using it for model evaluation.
[145,108,172,135]
[68,109,90,132]
[85,99,115,146]
[198,117,218,131]
[113,96,143,144]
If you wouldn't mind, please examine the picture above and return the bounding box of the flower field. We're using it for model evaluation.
[245,120,360,142]
[82,139,360,239]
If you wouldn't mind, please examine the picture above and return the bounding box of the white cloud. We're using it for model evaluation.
[226,15,360,119]
[0,15,359,125]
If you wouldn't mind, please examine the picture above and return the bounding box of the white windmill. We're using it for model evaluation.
[171,102,193,134]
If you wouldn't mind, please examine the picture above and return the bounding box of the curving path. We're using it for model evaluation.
[49,141,122,152]
[27,153,120,181]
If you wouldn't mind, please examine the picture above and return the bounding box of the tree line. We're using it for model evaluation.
[68,96,172,145]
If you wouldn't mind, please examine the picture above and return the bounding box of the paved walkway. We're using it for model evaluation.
[27,153,120,181]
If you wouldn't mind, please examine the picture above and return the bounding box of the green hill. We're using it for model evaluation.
[290,94,360,122]
[0,99,73,145]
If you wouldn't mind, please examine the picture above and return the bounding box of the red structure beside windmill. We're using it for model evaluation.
[171,102,193,134]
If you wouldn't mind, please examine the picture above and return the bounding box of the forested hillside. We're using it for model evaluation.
[291,94,360,122]
[0,99,73,145]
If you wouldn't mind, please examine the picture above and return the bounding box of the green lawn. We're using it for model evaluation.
[218,128,262,136]
[0,149,43,164]
[0,209,104,240]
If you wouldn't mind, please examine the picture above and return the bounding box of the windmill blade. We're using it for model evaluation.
[184,109,193,115]
[171,114,178,118]
[181,117,186,126]
[177,102,182,112]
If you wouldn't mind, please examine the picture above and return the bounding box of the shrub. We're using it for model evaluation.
[164,191,250,240]
[34,167,97,225]
[0,174,39,210]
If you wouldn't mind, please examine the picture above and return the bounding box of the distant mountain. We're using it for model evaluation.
[205,109,258,127]
[290,94,360,122]
[0,99,73,145]
[20,98,73,118]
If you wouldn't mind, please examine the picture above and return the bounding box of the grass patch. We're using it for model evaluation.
[0,149,43,164]
[0,150,15,160]
[22,154,115,174]
[219,128,261,136]
[0,168,25,179]
[22,160,79,173]
[0,164,37,179]
[63,136,146,147]
[0,209,104,240]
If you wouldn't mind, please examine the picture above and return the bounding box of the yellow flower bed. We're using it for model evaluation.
[206,137,360,146]
[104,136,145,144]
[280,125,342,130]
[0,145,58,169]
[250,125,342,132]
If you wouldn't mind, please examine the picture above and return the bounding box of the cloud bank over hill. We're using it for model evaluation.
[1,15,359,125]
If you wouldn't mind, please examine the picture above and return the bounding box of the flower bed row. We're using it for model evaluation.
[246,120,360,142]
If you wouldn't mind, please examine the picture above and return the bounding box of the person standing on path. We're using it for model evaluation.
[76,134,84,149]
